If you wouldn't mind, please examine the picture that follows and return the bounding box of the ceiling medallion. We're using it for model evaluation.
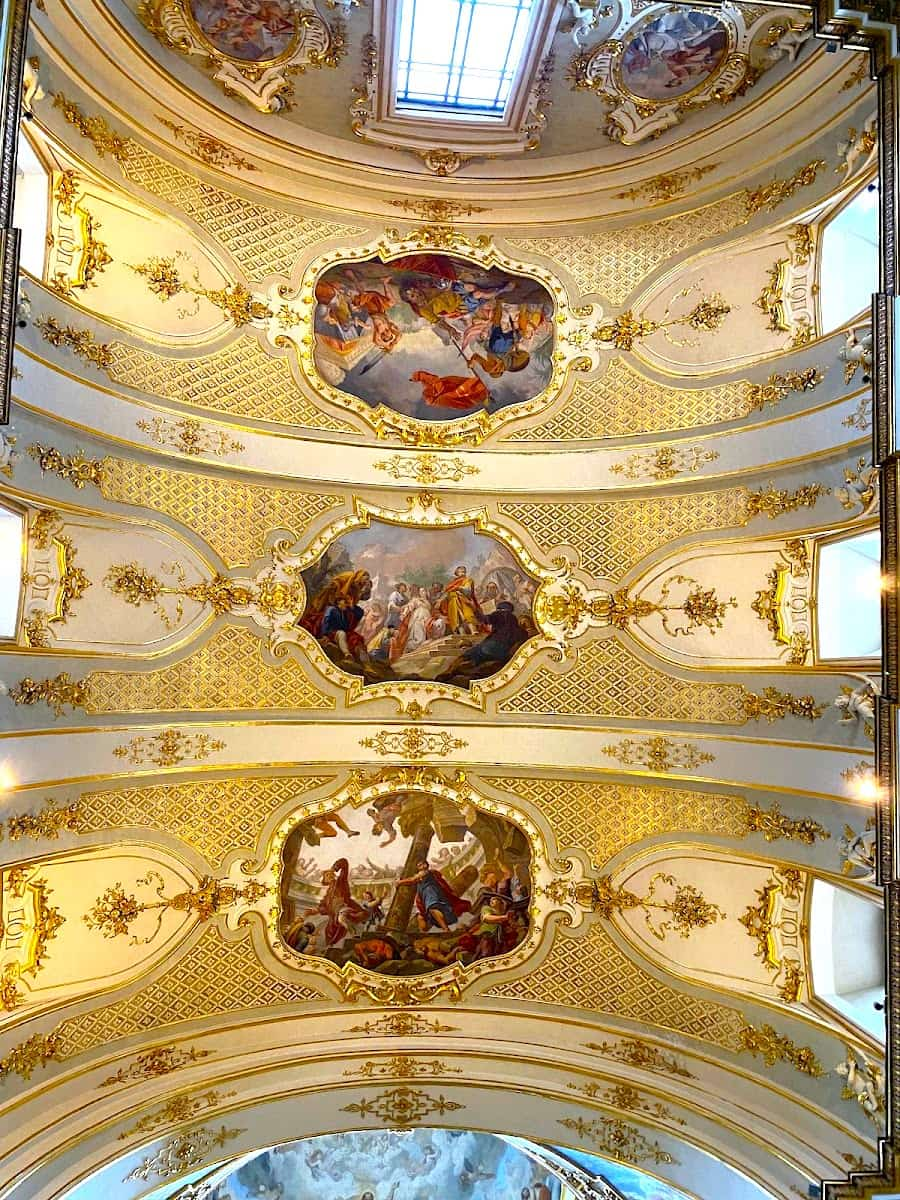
[263,769,584,1005]
[138,0,346,113]
[570,7,810,144]
[282,228,602,447]
[274,492,615,714]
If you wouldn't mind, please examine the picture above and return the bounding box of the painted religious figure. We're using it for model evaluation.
[311,252,555,422]
[620,9,729,100]
[297,521,537,688]
[205,1130,563,1200]
[279,793,532,976]
[188,0,299,61]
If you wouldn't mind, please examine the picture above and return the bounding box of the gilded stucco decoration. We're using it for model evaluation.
[50,95,366,279]
[2,774,334,866]
[569,7,811,145]
[485,922,745,1048]
[556,1116,675,1165]
[751,539,813,665]
[739,866,808,1003]
[48,926,323,1067]
[507,358,823,442]
[497,636,822,726]
[485,775,747,867]
[0,867,65,1012]
[506,161,826,307]
[27,446,346,568]
[138,1,344,113]
[124,1126,245,1182]
[283,229,603,447]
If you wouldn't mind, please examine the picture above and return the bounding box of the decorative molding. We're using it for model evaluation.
[373,454,479,485]
[740,688,823,723]
[610,445,719,482]
[100,1045,212,1087]
[389,198,487,222]
[6,797,85,841]
[111,730,226,768]
[347,1013,459,1036]
[744,160,827,216]
[557,1116,676,1165]
[568,1080,687,1126]
[739,867,806,1002]
[0,1031,63,1081]
[83,874,266,943]
[573,873,725,940]
[156,117,258,171]
[138,0,343,113]
[27,442,104,488]
[340,1087,464,1126]
[602,737,715,773]
[738,1023,824,1076]
[745,367,824,411]
[746,483,827,519]
[135,416,245,458]
[359,729,468,758]
[8,672,89,716]
[615,164,718,203]
[118,1090,235,1140]
[345,1056,463,1080]
[583,1038,695,1079]
[124,1126,244,1182]
[744,802,830,844]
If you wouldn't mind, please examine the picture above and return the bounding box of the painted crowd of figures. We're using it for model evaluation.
[279,794,532,976]
[299,527,537,688]
[312,254,554,422]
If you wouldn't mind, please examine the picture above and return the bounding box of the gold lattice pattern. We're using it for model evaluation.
[100,457,344,567]
[119,142,365,279]
[107,338,351,431]
[484,925,744,1049]
[55,929,322,1060]
[78,773,332,865]
[498,638,747,722]
[84,627,332,714]
[499,489,747,580]
[486,775,746,867]
[508,359,750,441]
[507,194,747,305]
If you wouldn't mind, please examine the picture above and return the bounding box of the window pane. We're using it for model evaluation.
[816,530,881,660]
[0,506,23,639]
[395,0,536,116]
[820,180,879,332]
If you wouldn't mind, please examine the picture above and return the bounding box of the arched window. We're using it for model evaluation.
[12,127,50,279]
[809,879,885,1042]
[818,178,879,333]
[0,503,23,640]
[815,528,881,664]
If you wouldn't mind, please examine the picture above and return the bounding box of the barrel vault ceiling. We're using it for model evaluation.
[0,2,891,1200]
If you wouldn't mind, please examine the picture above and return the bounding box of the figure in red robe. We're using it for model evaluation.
[306,858,367,946]
[410,370,489,411]
[396,858,472,932]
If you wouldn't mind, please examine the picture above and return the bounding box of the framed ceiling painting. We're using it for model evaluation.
[283,228,603,446]
[138,0,343,111]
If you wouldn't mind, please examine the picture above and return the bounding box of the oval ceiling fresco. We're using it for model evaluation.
[297,520,537,689]
[311,253,555,424]
[619,9,730,102]
[279,791,532,977]
[187,0,301,63]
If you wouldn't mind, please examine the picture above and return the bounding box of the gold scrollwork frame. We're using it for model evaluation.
[272,226,601,448]
[138,0,339,113]
[573,5,777,146]
[251,769,579,1005]
[265,491,604,714]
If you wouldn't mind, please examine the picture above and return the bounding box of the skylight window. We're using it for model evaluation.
[396,0,536,117]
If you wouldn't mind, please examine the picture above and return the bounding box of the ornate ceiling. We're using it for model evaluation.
[0,2,893,1200]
